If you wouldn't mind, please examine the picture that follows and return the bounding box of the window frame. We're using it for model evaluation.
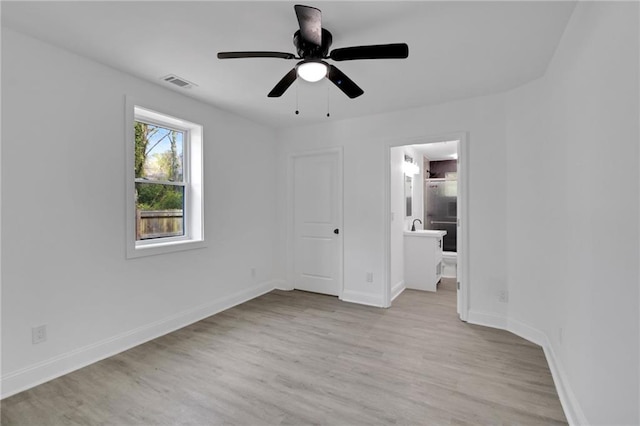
[125,97,205,258]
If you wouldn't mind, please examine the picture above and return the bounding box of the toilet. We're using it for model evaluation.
[442,252,457,278]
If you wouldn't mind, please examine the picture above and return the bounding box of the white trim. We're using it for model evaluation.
[467,310,508,329]
[391,280,406,302]
[0,280,277,399]
[130,238,207,258]
[272,280,293,291]
[0,52,3,400]
[340,290,386,307]
[286,147,344,298]
[505,319,586,426]
[457,135,470,321]
[125,96,205,259]
[383,143,392,308]
[542,339,588,426]
[383,131,469,320]
[507,319,586,426]
[507,318,547,347]
[468,314,586,426]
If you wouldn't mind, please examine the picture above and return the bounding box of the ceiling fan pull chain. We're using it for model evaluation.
[295,80,300,115]
[326,86,331,118]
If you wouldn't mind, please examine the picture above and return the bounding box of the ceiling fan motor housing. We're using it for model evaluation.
[294,28,333,59]
[217,4,408,99]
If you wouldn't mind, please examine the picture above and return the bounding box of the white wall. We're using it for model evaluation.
[1,29,279,397]
[389,147,405,299]
[505,2,639,424]
[276,93,507,313]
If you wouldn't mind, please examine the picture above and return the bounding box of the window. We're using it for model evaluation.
[135,122,185,240]
[126,99,204,258]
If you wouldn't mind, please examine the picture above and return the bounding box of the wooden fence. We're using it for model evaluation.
[136,209,183,240]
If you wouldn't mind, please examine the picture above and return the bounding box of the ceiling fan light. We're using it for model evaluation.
[297,62,327,82]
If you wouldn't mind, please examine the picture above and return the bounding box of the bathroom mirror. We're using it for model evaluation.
[405,175,413,217]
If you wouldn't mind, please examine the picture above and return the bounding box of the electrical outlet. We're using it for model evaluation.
[366,272,374,283]
[499,290,509,303]
[251,267,256,279]
[558,327,564,345]
[32,325,47,344]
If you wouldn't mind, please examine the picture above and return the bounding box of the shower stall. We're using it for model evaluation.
[424,178,457,252]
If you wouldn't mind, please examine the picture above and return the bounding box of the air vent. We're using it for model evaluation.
[162,74,196,89]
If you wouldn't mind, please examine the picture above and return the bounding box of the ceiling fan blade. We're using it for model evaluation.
[217,51,296,60]
[268,68,298,97]
[327,65,364,99]
[329,43,409,61]
[294,4,322,46]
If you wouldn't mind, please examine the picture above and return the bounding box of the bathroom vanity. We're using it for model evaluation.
[404,230,447,292]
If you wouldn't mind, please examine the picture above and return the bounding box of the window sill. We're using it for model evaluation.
[127,239,206,259]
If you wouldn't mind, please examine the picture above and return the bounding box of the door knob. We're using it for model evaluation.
[334,228,339,235]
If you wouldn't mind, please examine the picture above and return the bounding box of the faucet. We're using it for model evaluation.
[411,218,422,231]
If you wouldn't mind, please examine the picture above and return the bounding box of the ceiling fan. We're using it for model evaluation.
[217,4,409,99]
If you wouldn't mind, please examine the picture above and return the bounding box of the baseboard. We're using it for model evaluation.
[391,280,405,302]
[2,283,588,426]
[507,318,547,347]
[1,280,277,399]
[508,319,587,426]
[540,336,588,426]
[466,310,508,329]
[272,279,293,291]
[340,290,385,307]
[469,313,585,425]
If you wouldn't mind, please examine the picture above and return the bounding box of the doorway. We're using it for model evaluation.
[385,134,468,321]
[288,148,343,297]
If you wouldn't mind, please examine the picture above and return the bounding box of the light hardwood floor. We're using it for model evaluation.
[1,279,567,425]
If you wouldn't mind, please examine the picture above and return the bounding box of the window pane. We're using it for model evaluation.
[135,121,184,182]
[135,183,184,240]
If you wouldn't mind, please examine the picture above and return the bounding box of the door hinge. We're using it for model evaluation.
[457,281,460,290]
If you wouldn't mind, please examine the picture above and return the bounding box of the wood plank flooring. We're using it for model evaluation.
[1,280,567,425]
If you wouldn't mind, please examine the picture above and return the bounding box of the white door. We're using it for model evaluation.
[292,151,342,296]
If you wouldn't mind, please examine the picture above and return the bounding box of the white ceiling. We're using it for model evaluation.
[1,1,576,129]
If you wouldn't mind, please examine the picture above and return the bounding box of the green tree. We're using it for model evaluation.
[137,183,182,210]
[134,122,149,178]
[135,122,165,178]
[135,123,183,211]
[169,130,179,181]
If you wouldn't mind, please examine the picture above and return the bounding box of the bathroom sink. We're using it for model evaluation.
[403,230,447,237]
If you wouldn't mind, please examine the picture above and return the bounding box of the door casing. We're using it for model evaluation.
[383,132,469,321]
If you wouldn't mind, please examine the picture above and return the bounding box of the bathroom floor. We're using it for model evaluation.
[439,276,457,291]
